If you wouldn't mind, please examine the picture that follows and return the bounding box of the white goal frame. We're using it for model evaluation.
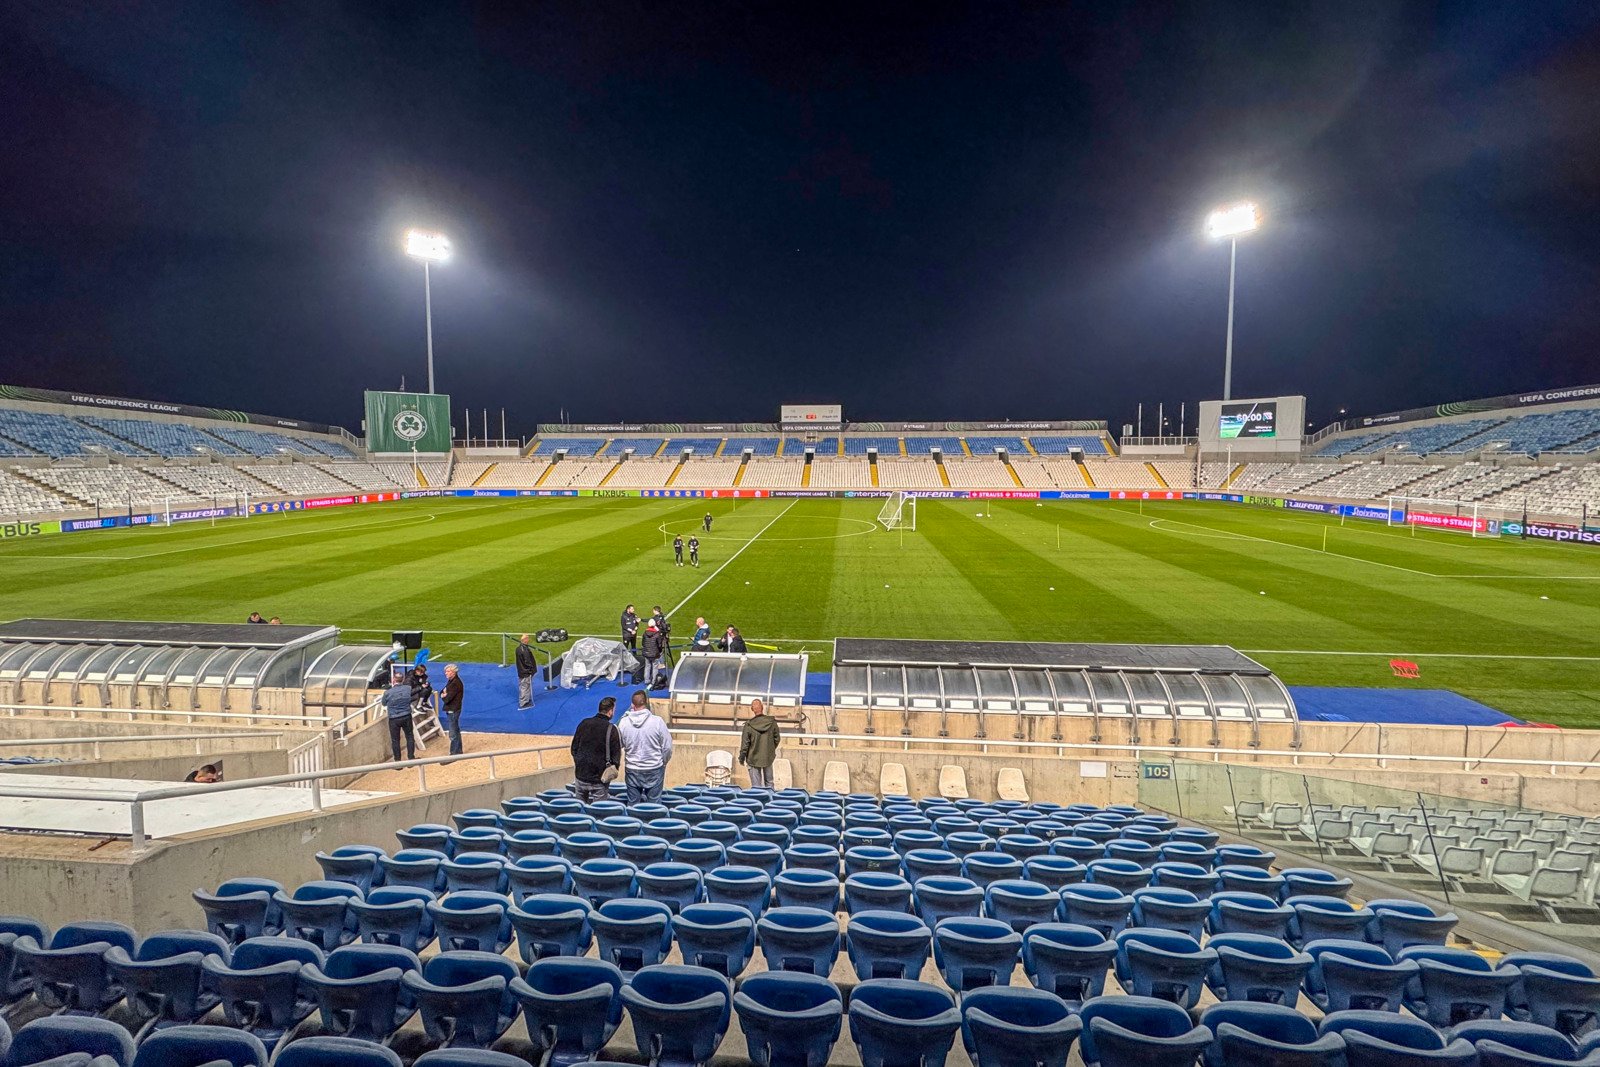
[878,491,917,531]
[1386,495,1505,538]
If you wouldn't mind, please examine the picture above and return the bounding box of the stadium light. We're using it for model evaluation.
[404,229,451,393]
[1205,202,1261,401]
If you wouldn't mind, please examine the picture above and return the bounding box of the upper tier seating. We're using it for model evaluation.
[1029,435,1109,455]
[1318,408,1600,458]
[661,438,724,456]
[79,417,245,457]
[610,439,666,457]
[844,437,901,455]
[965,436,1027,454]
[725,438,780,456]
[1351,418,1503,456]
[904,437,964,455]
[207,427,325,457]
[0,409,150,458]
[783,437,838,454]
[530,439,605,457]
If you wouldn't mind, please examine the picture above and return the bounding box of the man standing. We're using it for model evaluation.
[641,620,666,688]
[739,699,781,789]
[515,634,538,710]
[621,605,640,655]
[703,511,713,533]
[673,534,684,567]
[692,617,712,652]
[441,663,465,756]
[384,676,416,761]
[688,535,700,568]
[618,690,672,802]
[718,626,748,654]
[570,696,622,803]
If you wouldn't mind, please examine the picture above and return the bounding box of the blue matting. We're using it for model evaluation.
[441,662,641,736]
[1289,686,1520,726]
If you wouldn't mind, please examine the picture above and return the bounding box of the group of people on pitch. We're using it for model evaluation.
[568,689,781,802]
[621,603,748,689]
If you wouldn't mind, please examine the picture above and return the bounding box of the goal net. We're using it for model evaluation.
[1386,496,1508,538]
[878,491,917,531]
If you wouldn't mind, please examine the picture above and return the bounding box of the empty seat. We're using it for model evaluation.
[1368,899,1459,955]
[1113,929,1215,1009]
[273,1036,403,1067]
[756,907,841,977]
[1057,884,1135,937]
[937,766,967,800]
[428,891,512,954]
[733,971,844,1067]
[995,769,1030,803]
[506,830,562,862]
[569,859,638,908]
[396,824,453,853]
[591,899,673,973]
[1131,887,1209,940]
[880,764,910,797]
[673,904,756,978]
[13,921,139,1015]
[933,917,1021,991]
[844,873,915,915]
[912,876,983,927]
[1215,844,1275,869]
[300,943,420,1042]
[730,841,787,879]
[985,880,1060,932]
[403,950,519,1049]
[846,911,932,981]
[510,895,593,963]
[1206,932,1313,1005]
[904,849,964,883]
[773,869,841,912]
[200,936,322,1045]
[1020,923,1114,1007]
[1453,1019,1600,1067]
[1078,994,1213,1067]
[1304,938,1417,1013]
[1217,865,1285,897]
[620,965,732,1067]
[1504,952,1600,1039]
[105,929,231,1035]
[1400,944,1521,1027]
[636,862,704,913]
[129,1024,267,1067]
[1150,862,1219,897]
[1287,895,1373,947]
[1280,867,1353,901]
[347,886,434,951]
[845,846,903,877]
[1200,1002,1345,1067]
[1207,891,1292,939]
[274,882,361,951]
[7,1016,136,1067]
[193,879,283,945]
[703,866,773,915]
[822,762,851,794]
[314,847,386,894]
[961,986,1079,1067]
[1086,859,1152,894]
[848,979,962,1067]
[1319,1009,1476,1066]
[508,957,625,1067]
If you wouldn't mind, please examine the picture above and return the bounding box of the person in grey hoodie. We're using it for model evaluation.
[617,689,673,802]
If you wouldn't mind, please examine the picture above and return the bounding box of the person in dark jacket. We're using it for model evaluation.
[703,511,713,533]
[739,699,781,789]
[570,696,622,803]
[515,633,538,709]
[621,605,640,652]
[688,535,700,568]
[441,663,465,755]
[718,626,747,654]
[384,679,416,761]
[641,621,667,687]
[246,612,265,624]
[673,534,684,567]
[692,617,712,651]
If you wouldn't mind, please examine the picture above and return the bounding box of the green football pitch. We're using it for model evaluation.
[2,496,1597,725]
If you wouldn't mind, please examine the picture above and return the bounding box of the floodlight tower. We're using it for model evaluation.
[404,229,452,394]
[1205,202,1261,401]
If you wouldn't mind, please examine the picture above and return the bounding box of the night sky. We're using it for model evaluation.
[3,2,1598,438]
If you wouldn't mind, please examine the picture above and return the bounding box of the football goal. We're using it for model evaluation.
[878,491,917,531]
[1386,496,1508,538]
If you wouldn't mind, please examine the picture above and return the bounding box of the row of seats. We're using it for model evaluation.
[0,407,354,460]
[1317,407,1600,458]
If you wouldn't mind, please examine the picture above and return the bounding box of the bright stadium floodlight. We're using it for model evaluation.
[1206,201,1261,400]
[404,229,451,393]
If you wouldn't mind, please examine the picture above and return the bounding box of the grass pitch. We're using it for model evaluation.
[2,497,1597,725]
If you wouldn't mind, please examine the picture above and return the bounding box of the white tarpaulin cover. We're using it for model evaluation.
[560,638,639,688]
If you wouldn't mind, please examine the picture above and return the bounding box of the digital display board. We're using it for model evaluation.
[1219,401,1277,440]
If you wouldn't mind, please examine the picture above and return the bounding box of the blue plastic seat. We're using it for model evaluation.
[697,820,741,846]
[1076,823,1121,845]
[273,1036,403,1067]
[946,832,998,858]
[903,849,963,883]
[300,943,420,1042]
[757,907,841,976]
[505,829,562,862]
[568,858,638,908]
[1216,844,1275,870]
[671,839,729,874]
[1086,859,1152,894]
[452,809,503,832]
[0,915,47,1006]
[733,971,843,1067]
[1216,864,1285,898]
[12,921,138,1015]
[743,823,793,848]
[1370,900,1460,955]
[347,886,434,951]
[428,891,512,954]
[1504,952,1600,1039]
[376,849,448,892]
[1130,887,1209,940]
[506,856,573,902]
[844,872,914,915]
[620,965,732,1067]
[785,843,842,873]
[1020,856,1083,890]
[1104,840,1160,868]
[961,986,1080,1067]
[1019,923,1114,1006]
[645,818,692,843]
[199,936,322,1045]
[314,847,386,893]
[508,957,624,1067]
[130,1024,267,1066]
[910,876,981,927]
[933,916,1021,991]
[1454,1019,1600,1066]
[703,865,773,916]
[845,846,903,877]
[192,879,283,945]
[845,911,931,981]
[1056,883,1134,937]
[1206,932,1313,1005]
[597,815,644,841]
[673,904,756,978]
[104,929,230,1034]
[7,1016,136,1067]
[554,832,613,864]
[995,834,1050,861]
[396,824,453,853]
[551,814,596,837]
[448,827,508,858]
[440,852,508,894]
[590,899,673,972]
[509,895,593,963]
[1150,861,1219,897]
[1158,843,1218,868]
[1304,938,1417,1012]
[402,950,519,1049]
[728,841,786,879]
[1319,1009,1477,1066]
[1113,929,1215,1009]
[983,880,1057,932]
[1050,837,1106,865]
[1400,944,1521,1027]
[613,834,671,867]
[1287,895,1373,947]
[843,830,894,853]
[1078,994,1213,1067]
[848,979,962,1067]
[1199,1002,1345,1067]
[274,881,361,950]
[1207,891,1293,939]
[635,861,704,913]
[1280,867,1352,901]
[773,869,841,912]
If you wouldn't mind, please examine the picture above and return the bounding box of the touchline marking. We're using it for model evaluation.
[1141,515,1437,576]
[1241,648,1600,662]
[667,501,797,619]
[0,512,441,562]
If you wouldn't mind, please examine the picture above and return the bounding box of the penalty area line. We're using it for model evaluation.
[666,501,796,620]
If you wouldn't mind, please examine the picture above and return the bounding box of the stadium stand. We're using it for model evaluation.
[671,459,742,488]
[1228,463,1357,494]
[0,409,151,458]
[942,457,1011,486]
[1441,408,1600,455]
[472,461,549,488]
[449,460,494,486]
[743,458,803,486]
[241,464,361,496]
[1319,407,1600,459]
[843,436,901,455]
[661,437,724,456]
[1148,460,1196,489]
[25,465,208,507]
[605,458,682,488]
[0,468,76,513]
[1029,435,1109,455]
[1298,463,1442,501]
[1198,462,1235,489]
[903,437,964,455]
[1350,418,1503,456]
[1084,460,1161,489]
[1009,458,1058,489]
[782,436,837,455]
[610,439,666,457]
[318,463,406,491]
[1486,464,1600,513]
[530,438,606,457]
[539,459,615,488]
[78,417,245,457]
[146,464,276,498]
[1312,432,1386,457]
[964,436,1027,454]
[807,458,873,488]
[725,437,780,456]
[877,459,946,488]
[208,427,325,457]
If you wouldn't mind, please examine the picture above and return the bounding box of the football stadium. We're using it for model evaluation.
[4,6,1600,1067]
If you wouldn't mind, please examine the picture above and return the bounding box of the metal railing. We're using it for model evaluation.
[668,729,1600,777]
[0,740,570,851]
[0,730,289,760]
[286,735,324,786]
[0,701,329,727]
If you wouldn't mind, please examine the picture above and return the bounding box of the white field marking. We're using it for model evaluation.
[1141,516,1438,577]
[0,511,444,563]
[666,501,797,619]
[1241,648,1600,662]
[656,515,877,542]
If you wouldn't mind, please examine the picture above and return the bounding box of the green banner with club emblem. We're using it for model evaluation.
[364,391,451,454]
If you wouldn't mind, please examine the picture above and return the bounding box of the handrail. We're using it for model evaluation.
[668,728,1599,776]
[0,740,570,851]
[0,701,328,726]
[330,694,387,741]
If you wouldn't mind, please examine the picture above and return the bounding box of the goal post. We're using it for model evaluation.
[1386,495,1505,538]
[878,491,917,531]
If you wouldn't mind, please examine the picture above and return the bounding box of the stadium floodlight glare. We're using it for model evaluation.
[1206,201,1261,400]
[403,229,451,393]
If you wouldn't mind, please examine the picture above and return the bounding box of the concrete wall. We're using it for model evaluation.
[3,748,288,783]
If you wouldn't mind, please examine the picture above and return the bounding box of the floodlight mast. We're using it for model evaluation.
[404,230,451,394]
[1205,202,1260,401]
